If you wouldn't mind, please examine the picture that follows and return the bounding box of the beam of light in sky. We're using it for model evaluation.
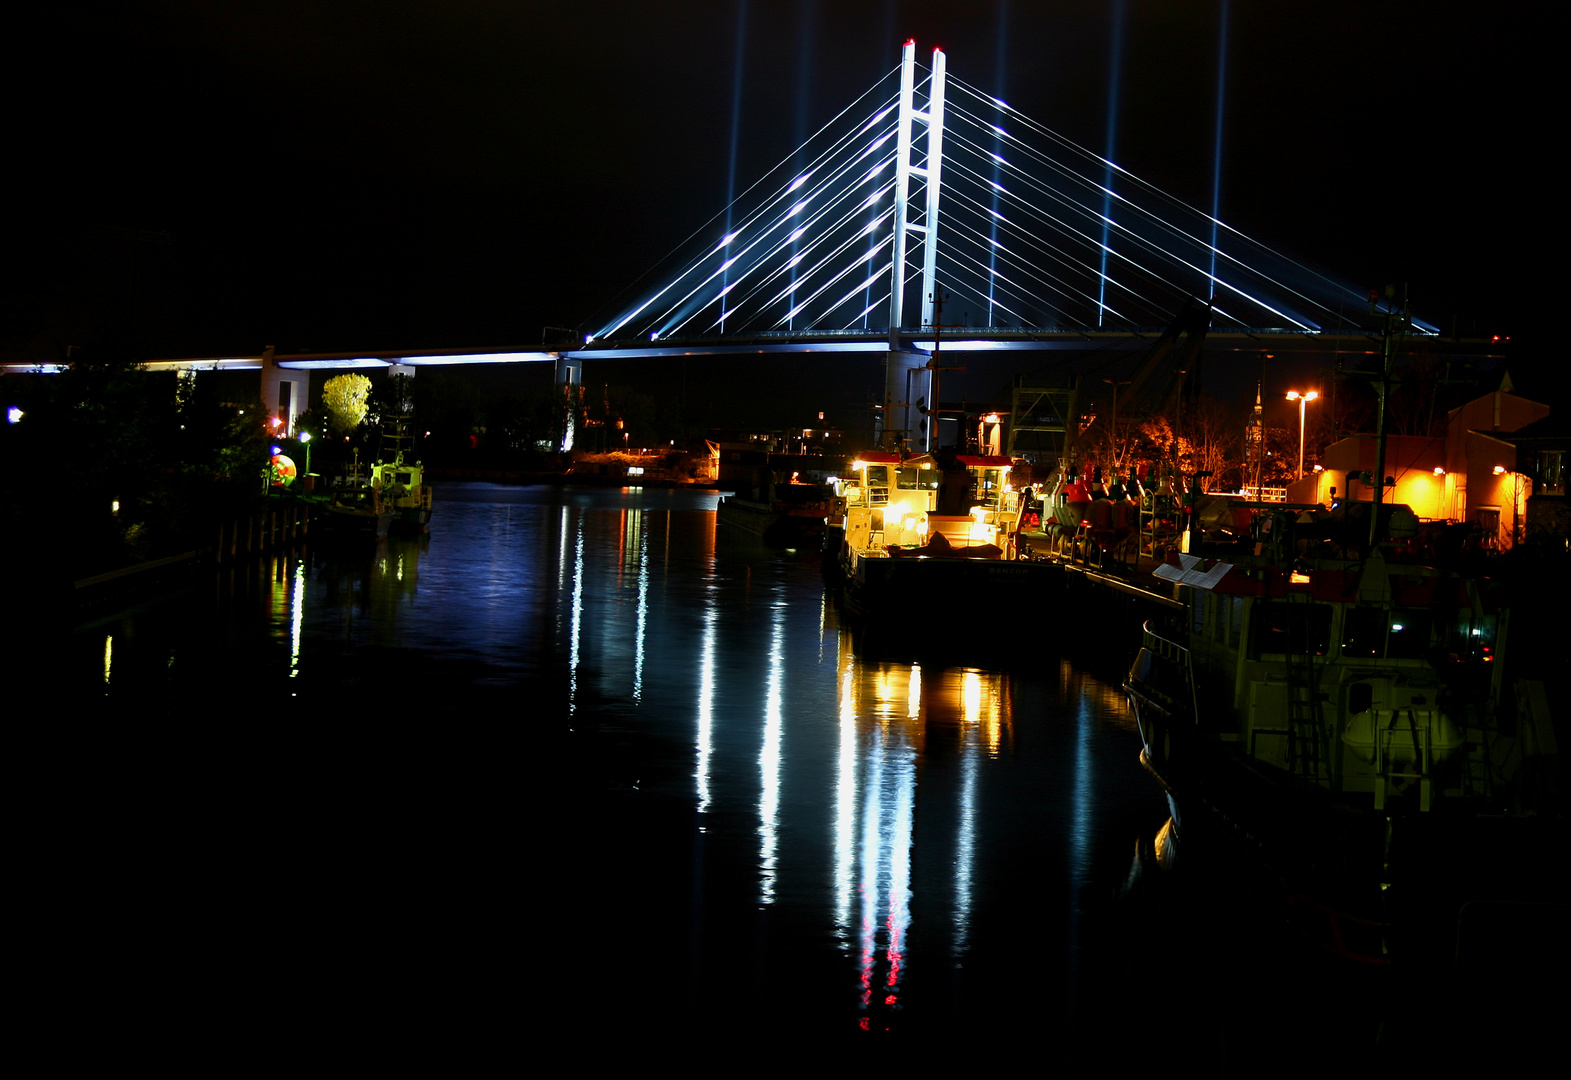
[1100,0,1126,328]
[600,51,1399,342]
[693,166,899,333]
[692,181,895,336]
[948,76,1349,328]
[720,0,749,334]
[1210,0,1231,284]
[940,234,1113,326]
[941,175,1153,319]
[942,132,1314,327]
[597,72,902,339]
[986,3,1009,328]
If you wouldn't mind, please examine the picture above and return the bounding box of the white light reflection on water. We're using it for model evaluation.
[757,584,786,904]
[829,657,1011,1021]
[289,557,305,683]
[567,514,584,717]
[835,660,925,1026]
[632,511,648,702]
[954,671,982,951]
[694,580,718,823]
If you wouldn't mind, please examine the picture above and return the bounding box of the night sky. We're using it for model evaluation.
[4,2,1547,420]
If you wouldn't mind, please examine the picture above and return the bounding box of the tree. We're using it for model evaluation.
[322,373,373,435]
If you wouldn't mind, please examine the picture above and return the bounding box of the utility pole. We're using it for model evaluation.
[1368,285,1412,549]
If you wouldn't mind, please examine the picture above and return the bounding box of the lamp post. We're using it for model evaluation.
[1286,390,1318,480]
[1102,377,1132,471]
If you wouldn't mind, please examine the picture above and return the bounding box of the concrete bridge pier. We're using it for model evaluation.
[260,346,305,437]
[881,350,931,452]
[555,355,582,452]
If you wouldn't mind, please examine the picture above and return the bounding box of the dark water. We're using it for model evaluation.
[42,482,1382,1055]
[33,482,1555,1061]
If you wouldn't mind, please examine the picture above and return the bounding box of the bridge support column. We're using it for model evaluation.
[259,345,304,437]
[554,355,582,453]
[881,350,930,452]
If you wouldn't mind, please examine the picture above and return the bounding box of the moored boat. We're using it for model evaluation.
[831,450,1058,624]
[319,451,396,538]
[372,451,434,533]
[717,477,832,544]
[1123,505,1560,965]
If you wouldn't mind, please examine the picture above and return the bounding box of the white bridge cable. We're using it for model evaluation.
[751,200,896,323]
[945,79,1360,330]
[597,59,1389,339]
[782,235,898,330]
[941,120,1259,319]
[674,143,901,335]
[937,168,1169,322]
[936,209,1134,326]
[939,156,1200,324]
[648,75,924,337]
[648,106,904,336]
[706,200,896,334]
[926,240,1037,326]
[940,124,1317,331]
[709,149,903,329]
[596,65,905,339]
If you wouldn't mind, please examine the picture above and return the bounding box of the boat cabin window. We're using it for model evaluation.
[1341,609,1434,659]
[896,466,938,494]
[864,464,891,505]
[1448,611,1498,662]
[1249,601,1331,658]
[1386,613,1432,660]
[970,468,1005,509]
[1341,608,1385,658]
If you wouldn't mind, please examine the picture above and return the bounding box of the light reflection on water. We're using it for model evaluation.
[73,482,1157,1038]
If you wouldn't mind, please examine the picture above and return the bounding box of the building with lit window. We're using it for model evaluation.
[1285,374,1550,550]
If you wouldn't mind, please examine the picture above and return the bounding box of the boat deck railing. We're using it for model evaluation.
[1140,620,1202,724]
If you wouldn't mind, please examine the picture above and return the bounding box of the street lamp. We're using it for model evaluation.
[1286,390,1319,480]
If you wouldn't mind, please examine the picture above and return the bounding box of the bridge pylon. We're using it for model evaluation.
[883,40,948,449]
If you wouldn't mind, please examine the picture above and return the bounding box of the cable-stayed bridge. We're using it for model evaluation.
[33,42,1495,452]
[594,39,1402,349]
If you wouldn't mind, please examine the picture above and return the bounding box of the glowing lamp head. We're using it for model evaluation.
[1493,465,1506,475]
